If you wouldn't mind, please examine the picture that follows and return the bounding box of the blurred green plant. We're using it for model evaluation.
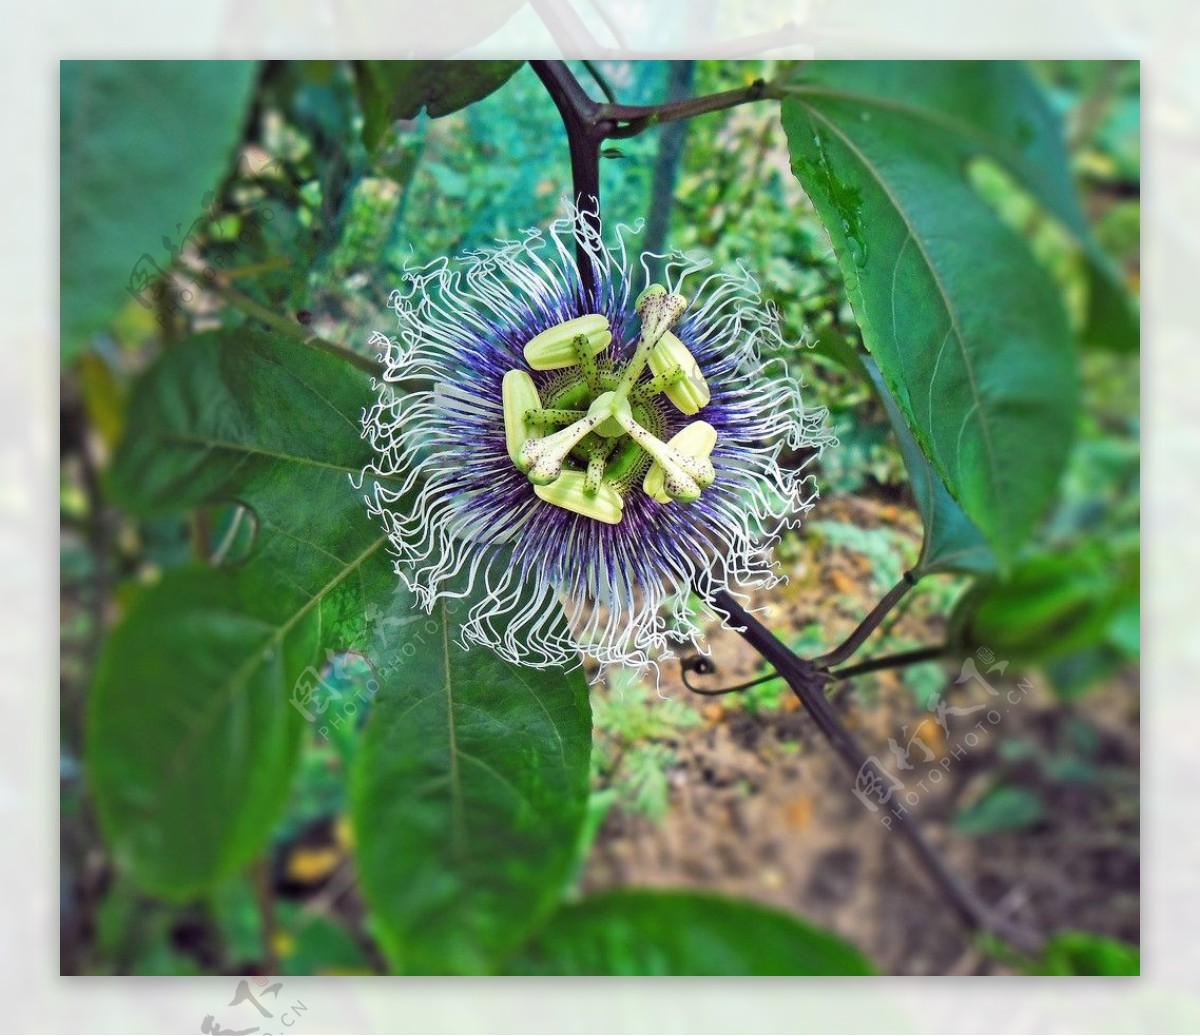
[1031,931,1140,976]
[591,669,701,820]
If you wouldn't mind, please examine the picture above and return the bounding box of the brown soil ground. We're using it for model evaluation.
[581,495,1140,976]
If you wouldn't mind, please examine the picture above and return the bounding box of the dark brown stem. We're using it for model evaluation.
[530,60,606,301]
[603,79,780,139]
[711,589,1043,957]
[830,645,949,680]
[531,60,781,300]
[814,571,917,668]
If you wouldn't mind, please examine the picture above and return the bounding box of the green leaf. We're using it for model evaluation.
[354,60,522,150]
[952,537,1139,674]
[60,61,258,361]
[1107,597,1140,658]
[1079,253,1139,354]
[1033,931,1140,976]
[787,62,1137,352]
[210,877,266,965]
[874,366,995,577]
[506,890,876,975]
[89,331,385,896]
[350,586,591,975]
[816,331,994,577]
[953,784,1045,836]
[782,62,1081,563]
[89,568,312,896]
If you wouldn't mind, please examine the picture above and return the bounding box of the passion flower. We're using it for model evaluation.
[360,213,830,673]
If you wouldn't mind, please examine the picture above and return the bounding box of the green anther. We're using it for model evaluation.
[524,314,612,370]
[617,419,702,502]
[647,330,710,415]
[535,471,624,524]
[642,462,671,504]
[502,370,542,465]
[634,420,717,504]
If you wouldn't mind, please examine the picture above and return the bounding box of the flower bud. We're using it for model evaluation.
[523,314,612,370]
[535,470,624,524]
[647,331,711,415]
[502,370,542,465]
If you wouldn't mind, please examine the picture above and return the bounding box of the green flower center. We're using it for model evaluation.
[537,362,663,486]
[502,285,718,524]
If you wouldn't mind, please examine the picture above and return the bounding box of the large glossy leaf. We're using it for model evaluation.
[89,331,385,895]
[354,60,522,150]
[89,565,313,896]
[506,890,876,975]
[351,586,591,975]
[814,331,994,577]
[782,62,1080,564]
[94,327,591,960]
[60,61,258,361]
[784,62,1136,351]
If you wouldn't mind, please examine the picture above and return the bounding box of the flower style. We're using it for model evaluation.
[359,213,831,674]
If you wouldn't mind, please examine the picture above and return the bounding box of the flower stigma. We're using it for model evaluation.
[507,285,713,521]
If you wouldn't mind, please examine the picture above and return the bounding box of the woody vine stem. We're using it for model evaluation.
[531,59,1044,958]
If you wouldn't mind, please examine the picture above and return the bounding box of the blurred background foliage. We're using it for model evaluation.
[60,59,1138,977]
